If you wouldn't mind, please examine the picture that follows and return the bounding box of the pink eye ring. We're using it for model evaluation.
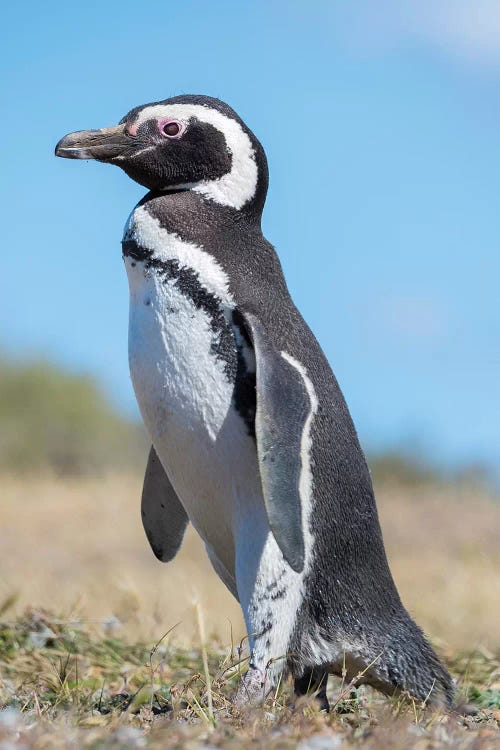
[158,118,184,139]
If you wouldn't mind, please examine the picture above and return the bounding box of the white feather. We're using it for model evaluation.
[125,205,233,305]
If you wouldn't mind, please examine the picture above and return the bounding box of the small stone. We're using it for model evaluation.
[297,734,344,750]
[407,724,426,736]
[112,726,146,747]
[478,728,497,739]
[0,709,22,730]
[102,614,122,635]
[411,740,430,750]
[28,626,56,648]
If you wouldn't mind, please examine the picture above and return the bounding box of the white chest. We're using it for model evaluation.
[126,256,234,443]
[123,207,260,570]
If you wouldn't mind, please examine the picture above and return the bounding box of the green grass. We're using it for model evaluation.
[0,610,498,749]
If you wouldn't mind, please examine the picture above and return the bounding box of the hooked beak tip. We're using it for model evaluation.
[55,140,89,159]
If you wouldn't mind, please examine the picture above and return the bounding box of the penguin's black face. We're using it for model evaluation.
[120,113,232,191]
[56,95,268,213]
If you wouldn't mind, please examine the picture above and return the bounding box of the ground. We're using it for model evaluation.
[0,474,499,748]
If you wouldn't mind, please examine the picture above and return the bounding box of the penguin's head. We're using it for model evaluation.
[55,95,268,214]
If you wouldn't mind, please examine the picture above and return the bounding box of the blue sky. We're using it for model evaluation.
[1,1,498,473]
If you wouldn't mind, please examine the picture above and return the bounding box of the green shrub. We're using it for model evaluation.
[0,357,147,475]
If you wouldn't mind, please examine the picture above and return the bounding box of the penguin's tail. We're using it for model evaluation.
[301,613,454,709]
[371,617,454,708]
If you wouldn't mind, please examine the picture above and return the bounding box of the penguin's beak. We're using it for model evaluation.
[55,125,132,162]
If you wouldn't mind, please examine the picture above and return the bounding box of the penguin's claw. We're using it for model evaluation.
[233,666,270,708]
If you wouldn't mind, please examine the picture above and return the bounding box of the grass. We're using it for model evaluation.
[0,473,499,747]
[0,609,498,749]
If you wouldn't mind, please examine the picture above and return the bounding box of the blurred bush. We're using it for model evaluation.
[369,452,440,486]
[0,357,148,475]
[0,355,492,486]
[369,451,494,489]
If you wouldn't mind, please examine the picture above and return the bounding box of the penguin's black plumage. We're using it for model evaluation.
[55,95,453,709]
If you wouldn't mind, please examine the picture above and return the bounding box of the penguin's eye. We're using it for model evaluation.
[158,119,184,139]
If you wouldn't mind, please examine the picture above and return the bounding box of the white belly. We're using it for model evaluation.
[123,205,313,675]
[125,255,261,577]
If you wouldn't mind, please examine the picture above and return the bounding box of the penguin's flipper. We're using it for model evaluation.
[141,445,189,562]
[242,312,311,573]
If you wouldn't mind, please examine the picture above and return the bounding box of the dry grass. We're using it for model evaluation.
[377,481,500,651]
[1,474,498,650]
[0,473,499,748]
[0,473,243,645]
[0,610,498,749]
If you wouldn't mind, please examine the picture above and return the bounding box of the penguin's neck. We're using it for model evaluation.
[135,189,264,243]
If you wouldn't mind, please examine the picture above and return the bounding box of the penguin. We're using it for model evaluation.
[55,95,453,710]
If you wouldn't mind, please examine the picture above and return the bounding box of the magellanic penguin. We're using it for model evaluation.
[55,95,453,710]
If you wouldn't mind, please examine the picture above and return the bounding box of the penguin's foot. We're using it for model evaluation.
[294,667,330,712]
[233,665,270,708]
